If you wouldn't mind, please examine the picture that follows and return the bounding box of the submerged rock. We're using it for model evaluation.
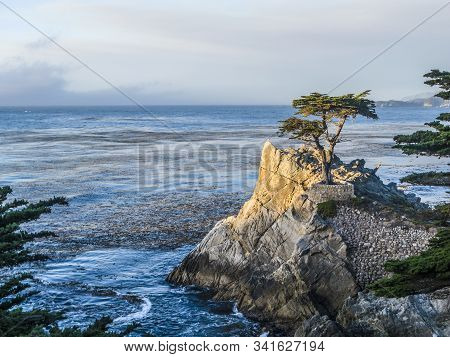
[167,141,448,336]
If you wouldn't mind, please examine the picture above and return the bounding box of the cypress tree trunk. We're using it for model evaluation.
[321,161,332,185]
[319,149,333,185]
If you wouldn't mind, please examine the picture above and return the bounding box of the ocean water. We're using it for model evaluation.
[0,105,448,336]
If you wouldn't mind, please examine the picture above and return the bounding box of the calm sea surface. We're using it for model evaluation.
[0,105,448,336]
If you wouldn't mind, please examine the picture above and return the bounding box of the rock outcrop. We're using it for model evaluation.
[295,288,450,337]
[167,141,448,336]
[336,288,450,337]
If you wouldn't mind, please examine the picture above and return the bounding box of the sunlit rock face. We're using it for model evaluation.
[167,141,446,336]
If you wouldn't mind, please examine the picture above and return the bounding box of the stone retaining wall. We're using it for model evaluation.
[307,184,355,204]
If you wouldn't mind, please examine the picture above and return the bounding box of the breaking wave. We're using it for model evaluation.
[114,297,152,324]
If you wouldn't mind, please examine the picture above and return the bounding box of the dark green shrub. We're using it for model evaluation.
[317,200,337,218]
[369,228,450,297]
[400,171,450,186]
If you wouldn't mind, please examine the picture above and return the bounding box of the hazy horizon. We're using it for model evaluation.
[0,97,444,108]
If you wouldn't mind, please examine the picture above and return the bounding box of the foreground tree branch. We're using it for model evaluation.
[0,186,135,336]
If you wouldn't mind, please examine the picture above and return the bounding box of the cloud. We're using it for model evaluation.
[0,62,67,105]
[0,61,186,106]
[26,36,60,50]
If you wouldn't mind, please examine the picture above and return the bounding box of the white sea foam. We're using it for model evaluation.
[114,297,152,323]
[232,303,243,318]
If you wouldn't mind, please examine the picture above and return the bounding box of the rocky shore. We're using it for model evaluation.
[167,141,449,336]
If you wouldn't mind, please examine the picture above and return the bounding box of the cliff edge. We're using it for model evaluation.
[167,141,449,336]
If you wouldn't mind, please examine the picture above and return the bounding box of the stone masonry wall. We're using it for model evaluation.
[307,184,355,204]
[330,205,434,288]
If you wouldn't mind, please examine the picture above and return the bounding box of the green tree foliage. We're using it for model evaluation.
[369,201,449,297]
[279,91,378,184]
[394,70,450,157]
[369,228,450,297]
[0,186,131,336]
[424,69,450,100]
[0,186,67,267]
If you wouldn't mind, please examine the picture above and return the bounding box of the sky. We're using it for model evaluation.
[0,0,449,105]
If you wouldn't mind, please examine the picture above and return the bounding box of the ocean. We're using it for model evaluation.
[0,105,448,336]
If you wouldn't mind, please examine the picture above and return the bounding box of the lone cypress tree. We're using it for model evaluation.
[279,91,378,184]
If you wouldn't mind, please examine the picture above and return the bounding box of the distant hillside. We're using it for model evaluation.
[376,96,448,108]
